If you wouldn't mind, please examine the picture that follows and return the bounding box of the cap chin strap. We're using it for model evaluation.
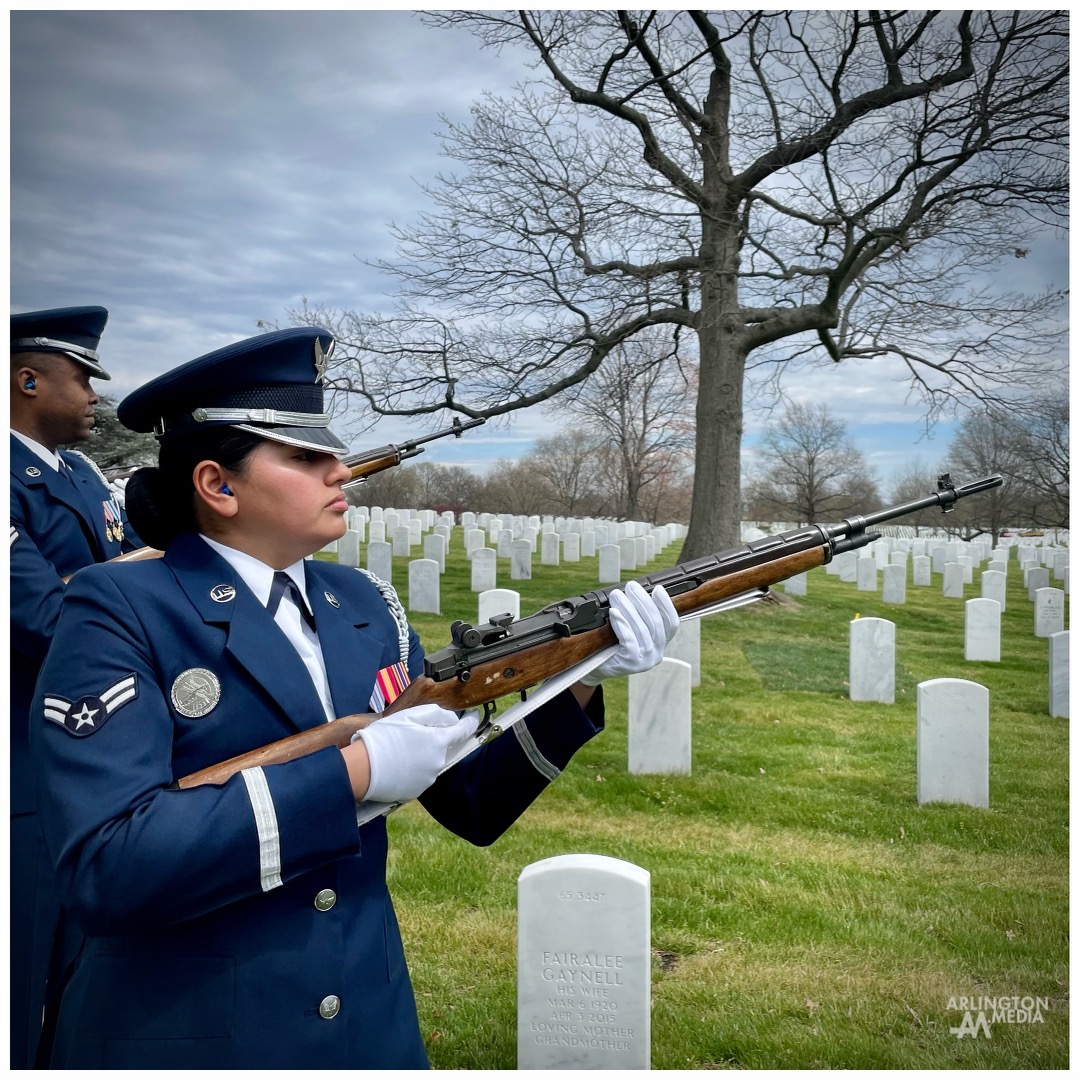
[11,337,101,363]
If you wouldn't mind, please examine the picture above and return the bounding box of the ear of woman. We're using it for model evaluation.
[192,461,239,518]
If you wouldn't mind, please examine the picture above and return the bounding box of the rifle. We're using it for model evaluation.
[69,417,487,575]
[177,472,1002,790]
[342,415,485,489]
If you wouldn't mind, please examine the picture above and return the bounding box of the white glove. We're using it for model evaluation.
[579,581,680,686]
[352,703,476,803]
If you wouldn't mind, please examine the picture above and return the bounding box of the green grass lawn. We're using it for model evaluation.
[326,528,1068,1068]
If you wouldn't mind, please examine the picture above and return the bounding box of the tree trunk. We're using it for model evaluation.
[681,151,746,560]
[682,327,745,560]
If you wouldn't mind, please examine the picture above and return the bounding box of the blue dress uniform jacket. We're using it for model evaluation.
[10,432,143,1068]
[33,534,604,1069]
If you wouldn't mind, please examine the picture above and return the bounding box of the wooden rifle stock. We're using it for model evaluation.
[176,543,828,789]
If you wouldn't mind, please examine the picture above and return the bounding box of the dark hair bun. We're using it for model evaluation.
[124,467,185,551]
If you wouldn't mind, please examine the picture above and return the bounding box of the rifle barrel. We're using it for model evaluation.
[826,473,1003,537]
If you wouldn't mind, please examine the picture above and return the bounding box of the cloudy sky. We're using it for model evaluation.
[10,9,1068,484]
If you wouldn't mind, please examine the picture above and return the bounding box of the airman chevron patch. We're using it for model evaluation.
[44,674,138,737]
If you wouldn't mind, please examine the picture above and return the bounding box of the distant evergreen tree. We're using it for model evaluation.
[67,395,159,474]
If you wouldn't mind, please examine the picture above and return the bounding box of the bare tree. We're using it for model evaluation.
[299,10,1066,558]
[746,401,879,523]
[475,458,554,517]
[556,327,697,519]
[1002,393,1069,528]
[945,412,1029,541]
[527,430,607,516]
[887,461,952,534]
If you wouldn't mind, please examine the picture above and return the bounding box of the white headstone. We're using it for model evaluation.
[562,533,581,563]
[367,540,392,584]
[1034,587,1065,638]
[664,618,700,687]
[964,598,1001,662]
[1026,565,1050,601]
[931,546,947,574]
[337,528,361,569]
[618,538,637,573]
[479,588,521,625]
[466,528,486,559]
[917,679,989,808]
[392,525,411,557]
[781,572,807,596]
[1049,630,1069,718]
[472,548,497,592]
[511,539,533,580]
[957,555,974,584]
[849,617,894,704]
[942,563,964,598]
[634,540,649,572]
[856,556,878,592]
[368,520,386,544]
[912,555,932,586]
[882,564,906,604]
[541,532,561,567]
[423,531,447,573]
[582,531,597,558]
[408,559,441,615]
[980,569,1006,612]
[628,658,692,775]
[837,551,857,583]
[598,545,622,584]
[498,529,514,559]
[517,854,650,1070]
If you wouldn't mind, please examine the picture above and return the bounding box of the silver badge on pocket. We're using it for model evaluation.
[171,668,222,718]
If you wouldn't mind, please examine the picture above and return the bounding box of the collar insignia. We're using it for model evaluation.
[210,584,236,603]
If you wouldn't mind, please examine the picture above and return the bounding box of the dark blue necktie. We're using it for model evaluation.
[266,571,316,632]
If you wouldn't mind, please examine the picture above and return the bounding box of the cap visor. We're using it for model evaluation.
[69,354,111,380]
[232,423,349,456]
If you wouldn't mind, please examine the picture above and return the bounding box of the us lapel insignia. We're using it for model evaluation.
[210,584,236,603]
[171,668,222,718]
[43,674,139,737]
[324,591,340,608]
[26,466,41,478]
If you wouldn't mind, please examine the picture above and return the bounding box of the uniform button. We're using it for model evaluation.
[319,995,341,1019]
[314,888,337,911]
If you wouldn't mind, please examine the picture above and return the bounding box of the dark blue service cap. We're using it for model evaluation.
[117,327,348,456]
[11,305,111,379]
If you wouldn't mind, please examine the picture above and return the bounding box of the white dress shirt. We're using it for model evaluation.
[200,536,336,722]
[12,429,64,470]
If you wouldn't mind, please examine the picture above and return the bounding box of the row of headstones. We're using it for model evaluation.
[821,545,1069,601]
[346,504,683,544]
[850,612,1068,715]
[324,525,686,608]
